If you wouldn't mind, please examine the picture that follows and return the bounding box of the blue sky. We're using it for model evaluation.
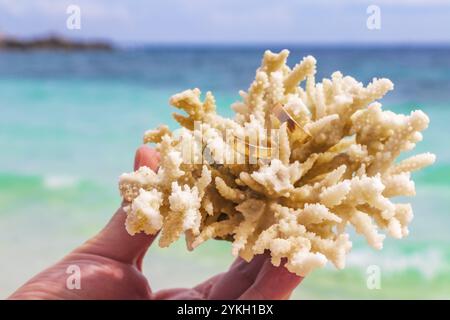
[0,0,449,44]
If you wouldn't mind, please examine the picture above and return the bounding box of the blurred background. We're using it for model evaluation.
[0,0,449,299]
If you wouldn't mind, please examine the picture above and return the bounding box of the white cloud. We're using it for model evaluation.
[0,0,449,43]
[308,0,450,6]
[208,5,295,31]
[0,0,131,21]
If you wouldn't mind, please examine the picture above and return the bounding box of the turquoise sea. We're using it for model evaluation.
[0,46,449,299]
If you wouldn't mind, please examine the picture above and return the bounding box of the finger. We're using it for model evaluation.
[155,272,224,300]
[134,145,160,171]
[152,288,206,300]
[188,273,224,299]
[76,146,160,268]
[206,254,268,299]
[238,259,303,300]
[152,272,222,300]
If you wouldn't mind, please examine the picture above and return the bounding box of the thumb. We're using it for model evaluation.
[76,146,160,269]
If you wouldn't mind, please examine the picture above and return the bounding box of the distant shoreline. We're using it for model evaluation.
[0,34,448,52]
[0,35,113,51]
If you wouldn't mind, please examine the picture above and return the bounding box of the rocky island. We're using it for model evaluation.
[0,34,113,51]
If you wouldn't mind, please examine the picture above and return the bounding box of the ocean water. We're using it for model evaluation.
[0,46,449,299]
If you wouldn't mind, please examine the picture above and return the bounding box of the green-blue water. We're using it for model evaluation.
[1,47,449,299]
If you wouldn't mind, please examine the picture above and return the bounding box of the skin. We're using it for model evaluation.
[9,146,303,300]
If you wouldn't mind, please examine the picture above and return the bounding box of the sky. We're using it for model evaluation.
[0,0,449,45]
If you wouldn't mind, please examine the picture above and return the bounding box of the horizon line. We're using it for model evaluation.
[2,33,450,50]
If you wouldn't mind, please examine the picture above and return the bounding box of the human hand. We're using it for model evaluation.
[9,146,303,300]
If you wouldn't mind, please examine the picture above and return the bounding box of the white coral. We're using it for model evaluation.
[125,188,163,235]
[119,50,435,277]
[169,182,202,234]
